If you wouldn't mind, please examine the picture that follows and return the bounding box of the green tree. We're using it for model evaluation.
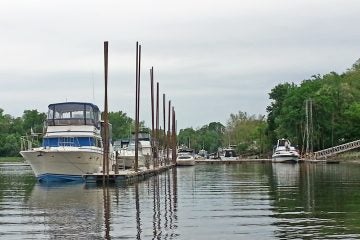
[224,111,267,156]
[22,110,46,134]
[177,122,225,154]
[266,59,360,153]
[108,111,134,140]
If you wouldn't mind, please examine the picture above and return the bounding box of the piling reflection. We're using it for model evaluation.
[103,184,111,239]
[134,183,141,239]
[110,168,178,239]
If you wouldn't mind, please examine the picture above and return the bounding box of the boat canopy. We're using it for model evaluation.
[47,102,101,127]
[224,149,237,157]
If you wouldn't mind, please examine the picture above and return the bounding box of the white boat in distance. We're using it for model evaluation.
[272,138,300,163]
[176,147,195,166]
[20,102,113,182]
[220,147,238,160]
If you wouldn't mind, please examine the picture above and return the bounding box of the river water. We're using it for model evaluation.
[1,162,360,239]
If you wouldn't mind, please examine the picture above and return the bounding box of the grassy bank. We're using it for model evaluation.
[0,156,24,163]
[328,151,360,162]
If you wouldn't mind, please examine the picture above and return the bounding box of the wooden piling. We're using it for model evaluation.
[103,41,110,180]
[134,42,141,172]
[156,82,160,167]
[172,107,177,164]
[150,67,156,168]
[167,100,171,164]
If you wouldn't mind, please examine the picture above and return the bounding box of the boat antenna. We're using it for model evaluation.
[92,71,95,103]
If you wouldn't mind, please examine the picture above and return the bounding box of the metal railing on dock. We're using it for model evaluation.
[314,139,360,159]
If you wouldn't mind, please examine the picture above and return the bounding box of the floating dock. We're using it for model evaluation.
[195,159,271,164]
[195,158,340,164]
[83,164,175,184]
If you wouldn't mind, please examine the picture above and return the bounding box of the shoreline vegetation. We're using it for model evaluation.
[1,152,359,164]
[0,157,25,163]
[1,60,360,158]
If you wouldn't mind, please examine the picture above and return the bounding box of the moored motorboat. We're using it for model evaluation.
[117,141,146,168]
[272,138,300,163]
[176,147,195,166]
[176,153,195,166]
[20,102,113,182]
[219,147,238,160]
[116,131,152,169]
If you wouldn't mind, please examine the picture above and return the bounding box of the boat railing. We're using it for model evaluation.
[47,118,97,127]
[58,137,78,147]
[20,134,41,151]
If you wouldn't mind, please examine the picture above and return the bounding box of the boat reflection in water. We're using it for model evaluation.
[271,162,300,187]
[26,183,104,239]
[25,168,179,239]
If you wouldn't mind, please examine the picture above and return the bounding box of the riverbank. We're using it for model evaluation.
[0,157,24,163]
[322,151,360,163]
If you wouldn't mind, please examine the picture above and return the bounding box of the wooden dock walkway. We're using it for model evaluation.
[195,159,271,164]
[195,158,340,164]
[83,164,175,184]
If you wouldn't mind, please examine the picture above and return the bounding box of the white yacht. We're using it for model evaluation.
[117,131,152,169]
[176,147,195,166]
[20,102,113,182]
[272,138,300,163]
[117,142,145,168]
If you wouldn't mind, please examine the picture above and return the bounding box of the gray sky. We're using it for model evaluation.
[1,0,360,130]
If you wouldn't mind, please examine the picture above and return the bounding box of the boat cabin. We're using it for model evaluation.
[276,138,291,151]
[224,148,237,157]
[47,102,100,127]
[43,102,102,148]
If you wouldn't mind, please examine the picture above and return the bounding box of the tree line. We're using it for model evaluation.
[177,59,360,156]
[1,59,360,157]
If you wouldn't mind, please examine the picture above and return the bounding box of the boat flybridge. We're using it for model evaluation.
[20,102,113,182]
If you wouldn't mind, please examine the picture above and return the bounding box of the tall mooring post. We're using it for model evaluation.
[156,82,160,167]
[163,93,166,165]
[167,100,171,164]
[171,107,177,165]
[103,41,110,181]
[134,42,141,172]
[150,67,156,169]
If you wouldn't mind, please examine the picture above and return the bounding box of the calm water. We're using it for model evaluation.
[1,162,360,239]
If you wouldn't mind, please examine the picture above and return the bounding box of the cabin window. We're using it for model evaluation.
[43,137,97,147]
[47,103,100,127]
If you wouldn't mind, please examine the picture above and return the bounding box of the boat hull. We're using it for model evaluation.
[272,154,299,163]
[176,154,195,166]
[117,156,145,168]
[220,156,239,161]
[20,147,104,182]
[176,159,195,166]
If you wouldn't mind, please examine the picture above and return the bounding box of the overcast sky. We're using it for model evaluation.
[1,0,360,130]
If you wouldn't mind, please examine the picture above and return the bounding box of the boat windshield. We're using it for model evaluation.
[47,102,100,127]
[278,139,290,147]
[224,149,237,157]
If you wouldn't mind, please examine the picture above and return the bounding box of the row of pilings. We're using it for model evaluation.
[135,41,177,171]
[100,41,178,183]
